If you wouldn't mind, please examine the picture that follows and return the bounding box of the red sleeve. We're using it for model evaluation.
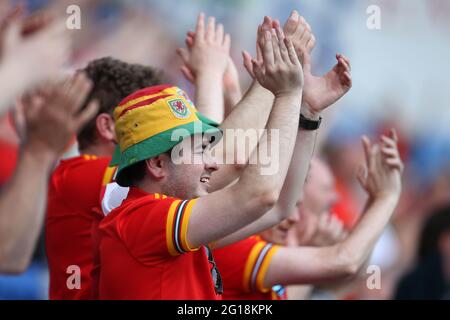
[214,237,280,294]
[117,197,199,263]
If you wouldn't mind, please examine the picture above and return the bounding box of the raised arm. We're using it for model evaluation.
[261,130,403,287]
[0,74,98,273]
[183,30,242,117]
[208,14,315,192]
[211,13,353,247]
[176,13,229,123]
[187,25,304,248]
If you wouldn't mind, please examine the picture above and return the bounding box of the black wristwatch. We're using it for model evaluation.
[299,113,322,130]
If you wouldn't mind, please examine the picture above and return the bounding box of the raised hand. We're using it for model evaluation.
[357,129,403,201]
[250,23,304,97]
[2,15,69,78]
[180,29,241,95]
[22,73,98,160]
[301,52,352,117]
[176,13,230,80]
[308,211,347,246]
[283,10,316,60]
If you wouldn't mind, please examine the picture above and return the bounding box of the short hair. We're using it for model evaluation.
[77,57,164,150]
[418,205,450,259]
[120,149,173,187]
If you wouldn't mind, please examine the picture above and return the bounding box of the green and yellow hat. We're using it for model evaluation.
[112,84,222,187]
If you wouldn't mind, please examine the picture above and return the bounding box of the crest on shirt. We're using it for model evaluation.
[168,99,191,119]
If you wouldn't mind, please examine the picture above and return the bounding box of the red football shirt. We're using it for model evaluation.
[46,155,111,300]
[213,236,286,300]
[98,187,220,300]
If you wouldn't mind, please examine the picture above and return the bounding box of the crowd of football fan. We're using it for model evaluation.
[0,2,449,300]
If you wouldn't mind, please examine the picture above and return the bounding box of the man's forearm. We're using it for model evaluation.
[274,125,317,220]
[335,196,399,273]
[0,147,54,273]
[208,82,274,192]
[195,72,225,123]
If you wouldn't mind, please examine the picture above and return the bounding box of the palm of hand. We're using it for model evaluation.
[189,45,228,75]
[303,66,350,112]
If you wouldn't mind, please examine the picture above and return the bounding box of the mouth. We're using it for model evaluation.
[200,176,210,184]
[278,227,290,235]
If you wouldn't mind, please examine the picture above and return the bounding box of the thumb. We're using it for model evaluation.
[242,51,255,78]
[300,49,312,74]
[180,65,195,83]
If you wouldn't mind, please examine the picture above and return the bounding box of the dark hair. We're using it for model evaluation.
[418,205,450,259]
[77,57,164,150]
[119,149,173,187]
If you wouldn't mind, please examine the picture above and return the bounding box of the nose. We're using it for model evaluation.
[204,151,219,173]
[287,211,300,225]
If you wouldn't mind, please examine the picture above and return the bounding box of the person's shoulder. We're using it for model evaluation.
[50,155,113,201]
[52,155,111,182]
[112,193,177,217]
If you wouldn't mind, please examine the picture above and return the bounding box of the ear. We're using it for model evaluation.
[95,113,116,142]
[145,155,170,180]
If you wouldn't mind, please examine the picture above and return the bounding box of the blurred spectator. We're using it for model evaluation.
[394,205,450,299]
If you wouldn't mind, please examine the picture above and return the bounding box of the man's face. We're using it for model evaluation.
[302,159,339,216]
[161,134,218,199]
[295,159,338,245]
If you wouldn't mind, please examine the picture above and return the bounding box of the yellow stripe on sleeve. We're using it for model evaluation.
[165,200,181,256]
[179,199,199,252]
[242,242,266,292]
[255,245,280,293]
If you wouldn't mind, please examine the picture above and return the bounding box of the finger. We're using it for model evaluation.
[223,33,231,52]
[301,49,312,72]
[272,19,281,30]
[385,157,404,172]
[242,51,255,78]
[185,36,194,48]
[22,10,54,36]
[271,29,282,64]
[73,100,99,132]
[206,16,215,42]
[276,26,289,62]
[252,59,264,84]
[342,71,352,87]
[306,35,316,54]
[176,47,190,64]
[215,23,224,43]
[195,12,205,41]
[180,65,195,83]
[380,135,397,149]
[285,38,300,66]
[68,73,93,112]
[361,135,372,167]
[339,54,351,71]
[263,16,273,30]
[381,146,399,158]
[389,128,399,142]
[262,30,275,68]
[337,57,351,73]
[356,165,367,188]
[283,10,300,35]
